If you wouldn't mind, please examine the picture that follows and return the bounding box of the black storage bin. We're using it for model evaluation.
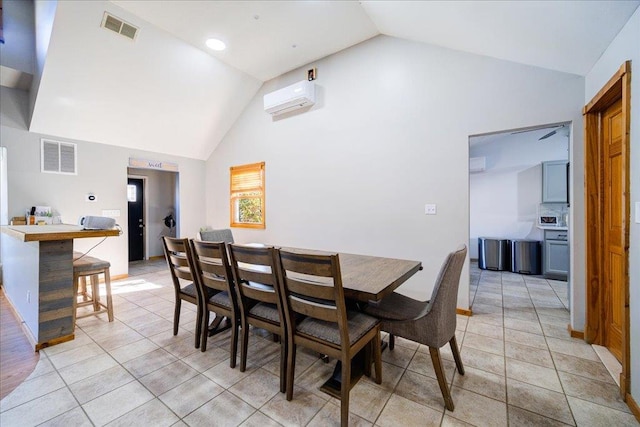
[478,237,510,271]
[511,240,541,275]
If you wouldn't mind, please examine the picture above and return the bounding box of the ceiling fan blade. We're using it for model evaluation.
[538,129,558,140]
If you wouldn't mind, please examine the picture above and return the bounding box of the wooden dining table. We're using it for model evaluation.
[280,247,423,397]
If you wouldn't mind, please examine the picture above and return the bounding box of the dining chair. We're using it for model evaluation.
[162,236,203,349]
[363,245,467,411]
[228,243,288,392]
[277,249,382,427]
[199,228,234,244]
[189,240,239,363]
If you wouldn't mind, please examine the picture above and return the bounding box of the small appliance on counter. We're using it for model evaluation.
[538,203,568,228]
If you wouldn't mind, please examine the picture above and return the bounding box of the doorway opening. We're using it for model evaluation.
[127,168,178,264]
[584,61,631,399]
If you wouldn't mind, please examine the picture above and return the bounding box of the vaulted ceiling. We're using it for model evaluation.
[17,0,640,160]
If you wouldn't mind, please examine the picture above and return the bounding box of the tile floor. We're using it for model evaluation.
[1,261,638,426]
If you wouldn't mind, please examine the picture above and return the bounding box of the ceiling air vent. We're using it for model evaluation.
[101,12,138,41]
[41,139,77,175]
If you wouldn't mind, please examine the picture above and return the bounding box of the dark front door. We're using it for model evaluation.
[128,178,144,261]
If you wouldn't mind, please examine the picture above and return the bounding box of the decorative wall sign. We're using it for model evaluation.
[128,157,178,172]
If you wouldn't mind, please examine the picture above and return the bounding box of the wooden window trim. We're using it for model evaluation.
[230,161,265,229]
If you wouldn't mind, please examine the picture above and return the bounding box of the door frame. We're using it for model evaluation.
[127,174,148,261]
[584,61,631,398]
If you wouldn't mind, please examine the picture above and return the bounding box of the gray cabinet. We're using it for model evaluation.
[542,160,568,203]
[543,229,568,280]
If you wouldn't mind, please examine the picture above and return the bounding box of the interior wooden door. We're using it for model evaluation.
[602,98,624,362]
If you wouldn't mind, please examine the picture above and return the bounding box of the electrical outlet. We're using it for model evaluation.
[425,204,437,215]
[102,209,121,217]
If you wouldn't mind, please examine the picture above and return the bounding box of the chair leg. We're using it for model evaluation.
[104,269,113,322]
[173,298,181,336]
[90,275,100,311]
[229,314,238,368]
[285,340,296,401]
[240,319,249,372]
[374,330,382,385]
[200,310,209,352]
[340,355,351,427]
[429,346,454,411]
[389,334,395,350]
[279,336,287,393]
[449,335,464,375]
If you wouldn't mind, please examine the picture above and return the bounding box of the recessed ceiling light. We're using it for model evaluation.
[206,38,226,51]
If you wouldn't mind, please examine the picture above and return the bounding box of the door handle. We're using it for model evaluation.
[139,224,145,228]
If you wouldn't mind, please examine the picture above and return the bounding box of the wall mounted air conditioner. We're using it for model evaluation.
[264,80,315,116]
[469,156,486,173]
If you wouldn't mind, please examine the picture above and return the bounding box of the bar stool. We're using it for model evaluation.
[73,253,114,323]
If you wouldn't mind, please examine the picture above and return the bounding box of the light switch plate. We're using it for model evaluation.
[102,209,121,217]
[425,204,437,215]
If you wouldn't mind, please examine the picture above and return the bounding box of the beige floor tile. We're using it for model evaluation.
[508,405,572,426]
[23,355,55,381]
[459,346,505,376]
[503,316,543,335]
[504,328,549,350]
[394,370,448,412]
[260,388,327,426]
[406,350,457,385]
[0,370,66,412]
[69,365,135,405]
[506,358,562,392]
[109,338,159,364]
[558,371,631,413]
[139,360,199,396]
[39,330,94,357]
[452,366,506,401]
[159,374,223,418]
[567,396,638,427]
[58,353,119,385]
[503,307,539,322]
[122,348,178,378]
[307,400,373,427]
[447,386,507,426]
[541,322,574,340]
[293,359,339,401]
[94,327,146,351]
[164,335,200,359]
[82,381,154,426]
[507,378,574,425]
[47,342,105,370]
[462,331,504,356]
[135,318,175,338]
[546,337,599,361]
[38,406,93,427]
[376,394,442,427]
[466,319,504,340]
[381,342,417,368]
[183,391,256,426]
[505,341,554,368]
[240,411,284,427]
[262,347,318,379]
[441,414,475,426]
[348,379,392,422]
[203,358,255,389]
[0,388,78,427]
[551,352,616,384]
[591,344,622,386]
[106,399,179,427]
[181,346,230,373]
[229,368,281,408]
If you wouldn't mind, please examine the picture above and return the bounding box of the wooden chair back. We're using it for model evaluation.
[189,240,234,296]
[228,244,282,308]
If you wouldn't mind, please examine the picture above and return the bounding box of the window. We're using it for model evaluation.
[230,162,265,229]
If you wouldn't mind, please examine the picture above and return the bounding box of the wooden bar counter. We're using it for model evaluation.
[1,225,119,351]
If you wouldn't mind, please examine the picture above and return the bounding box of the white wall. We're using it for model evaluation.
[206,35,584,308]
[1,86,207,276]
[584,6,640,402]
[469,132,569,258]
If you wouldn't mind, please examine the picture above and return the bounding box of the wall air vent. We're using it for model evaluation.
[101,12,138,41]
[41,139,77,175]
